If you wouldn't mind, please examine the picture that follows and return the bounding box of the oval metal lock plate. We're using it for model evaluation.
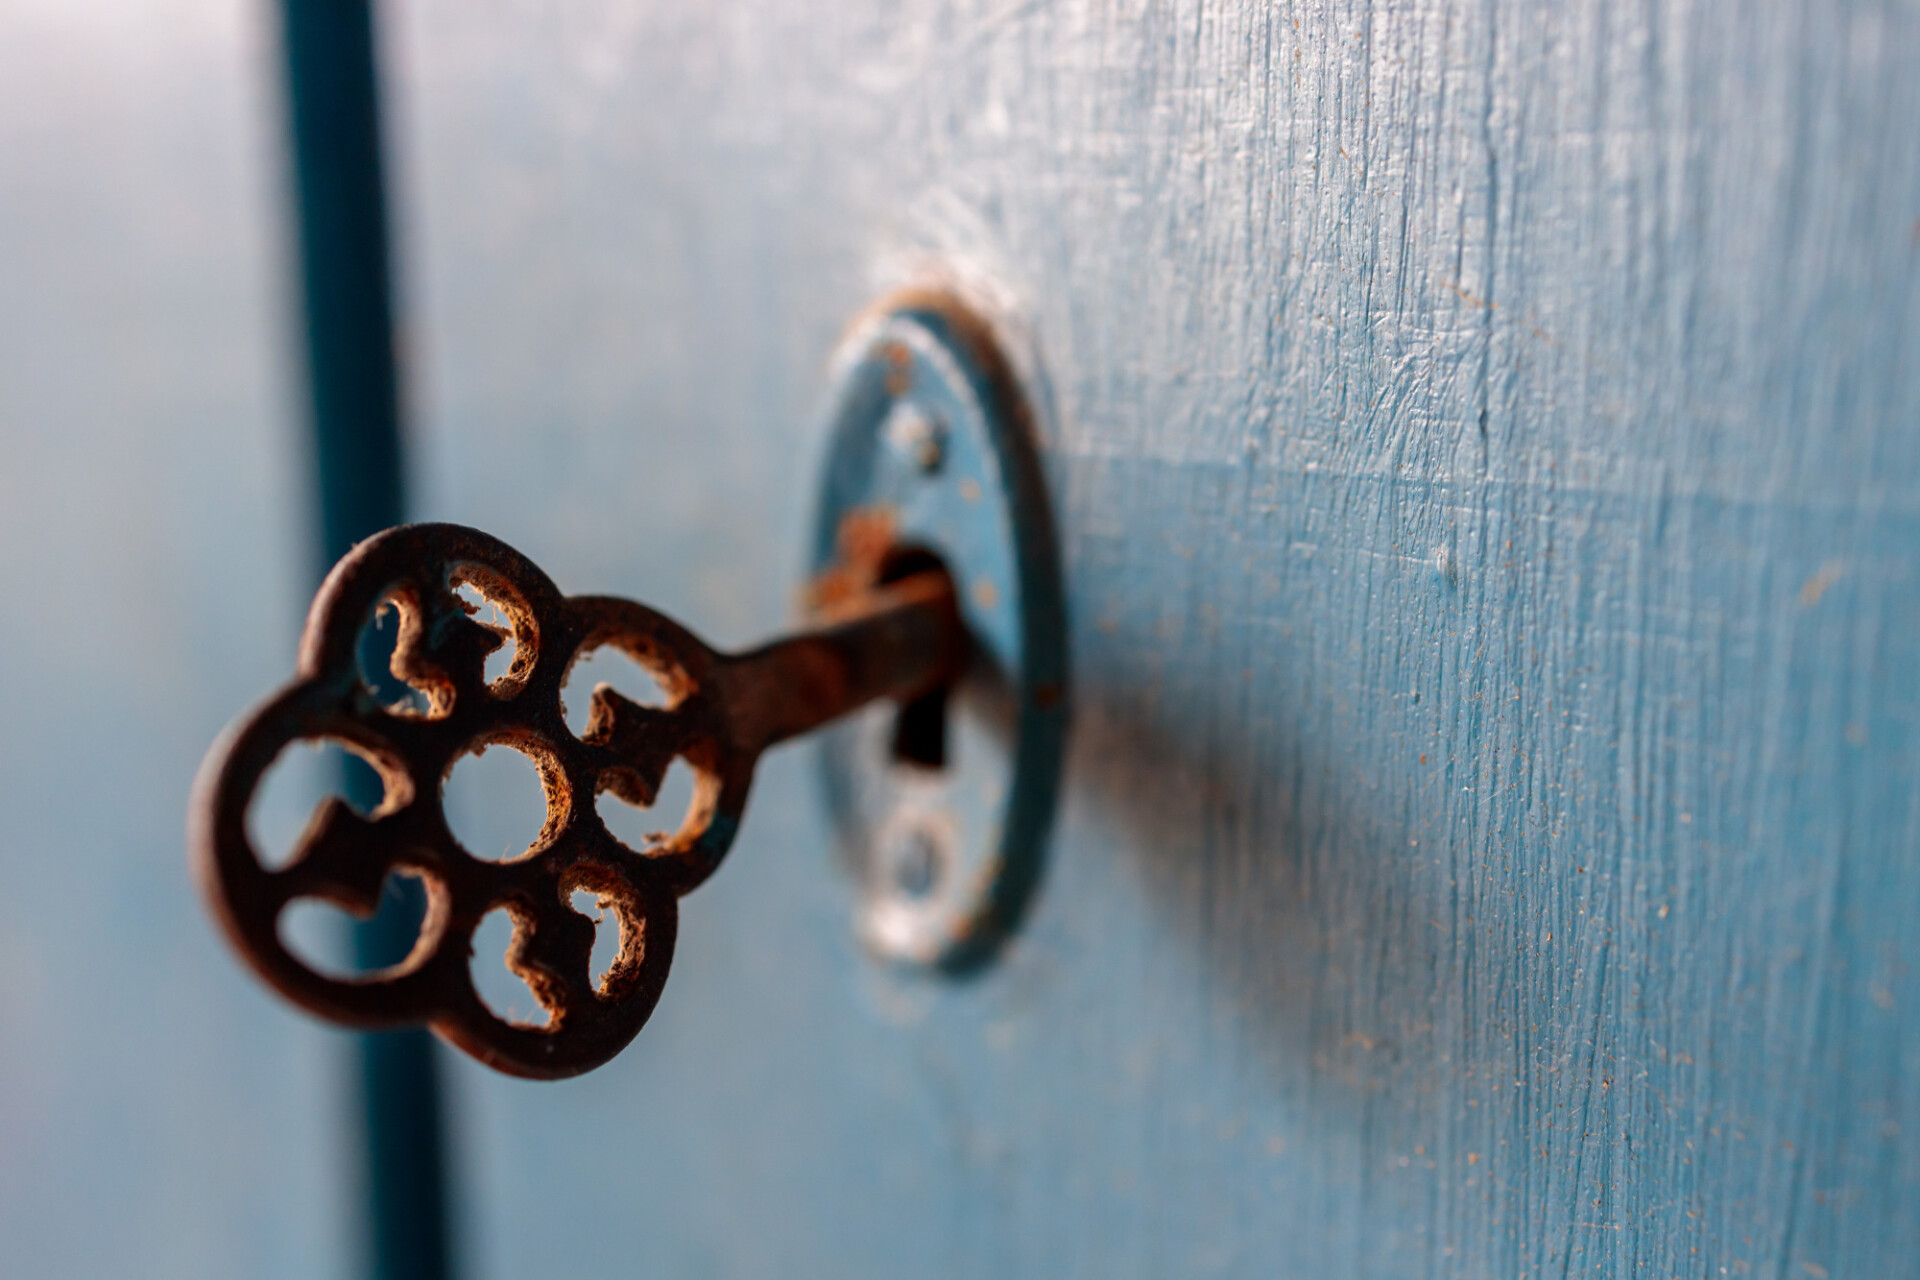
[811,291,1067,969]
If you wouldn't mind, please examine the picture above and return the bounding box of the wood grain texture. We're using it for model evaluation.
[387,1,1920,1275]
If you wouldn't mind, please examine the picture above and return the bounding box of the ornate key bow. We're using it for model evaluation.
[191,522,963,1078]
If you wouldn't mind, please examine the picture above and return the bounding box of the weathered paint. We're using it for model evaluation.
[6,0,1919,1277]
[394,2,1920,1276]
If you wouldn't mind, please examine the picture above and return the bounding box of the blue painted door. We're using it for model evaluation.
[0,5,347,1278]
[6,2,1919,1278]
[394,3,1920,1276]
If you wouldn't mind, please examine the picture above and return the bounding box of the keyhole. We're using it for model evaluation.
[876,545,958,771]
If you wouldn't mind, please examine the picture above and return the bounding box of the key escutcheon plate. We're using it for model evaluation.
[814,290,1068,969]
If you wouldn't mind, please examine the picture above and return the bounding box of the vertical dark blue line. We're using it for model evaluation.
[274,3,454,1279]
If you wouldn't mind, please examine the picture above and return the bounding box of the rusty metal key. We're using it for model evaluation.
[190,522,964,1079]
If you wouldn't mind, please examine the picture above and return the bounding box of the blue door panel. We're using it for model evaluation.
[386,2,1920,1276]
[0,5,346,1277]
[7,2,1919,1277]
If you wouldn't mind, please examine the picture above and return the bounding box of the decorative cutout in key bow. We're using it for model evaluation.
[191,522,964,1078]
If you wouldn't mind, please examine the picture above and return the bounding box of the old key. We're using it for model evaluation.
[191,521,964,1079]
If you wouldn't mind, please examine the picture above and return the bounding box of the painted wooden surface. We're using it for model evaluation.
[382,0,1920,1276]
[8,0,1917,1277]
[0,3,348,1277]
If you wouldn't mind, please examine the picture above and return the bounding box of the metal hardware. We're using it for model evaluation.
[191,291,1064,1079]
[191,522,964,1079]
[813,291,1068,969]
